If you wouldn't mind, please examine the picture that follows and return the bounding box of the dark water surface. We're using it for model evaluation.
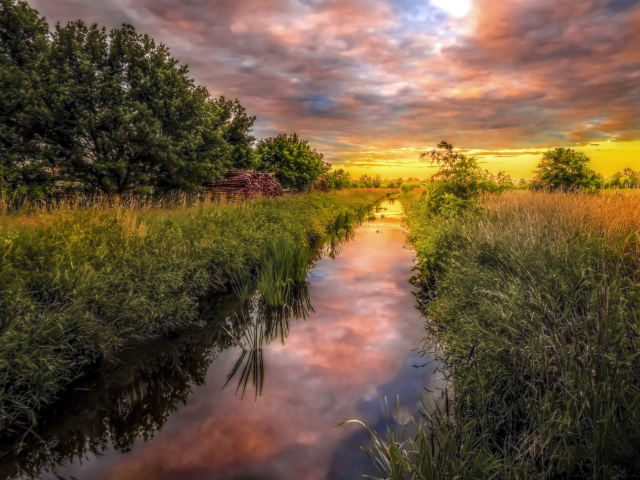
[7,200,438,480]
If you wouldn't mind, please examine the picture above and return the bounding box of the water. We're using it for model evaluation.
[3,200,440,480]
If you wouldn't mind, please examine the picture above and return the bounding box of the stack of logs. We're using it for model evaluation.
[204,170,283,196]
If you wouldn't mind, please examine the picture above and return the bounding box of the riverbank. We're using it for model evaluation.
[0,190,386,438]
[1,196,431,480]
[385,190,640,478]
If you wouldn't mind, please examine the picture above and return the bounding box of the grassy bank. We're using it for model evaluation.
[0,190,385,437]
[354,190,640,479]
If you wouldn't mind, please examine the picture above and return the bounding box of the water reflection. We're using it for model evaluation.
[2,199,436,480]
[0,284,314,480]
[224,282,313,400]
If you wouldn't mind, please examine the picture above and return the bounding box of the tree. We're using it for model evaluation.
[0,0,56,197]
[48,22,257,193]
[255,133,327,192]
[532,147,600,189]
[372,174,382,188]
[325,168,351,189]
[0,5,257,195]
[419,141,496,214]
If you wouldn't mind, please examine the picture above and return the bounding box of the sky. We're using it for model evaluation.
[29,0,640,180]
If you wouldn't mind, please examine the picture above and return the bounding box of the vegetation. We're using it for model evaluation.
[255,133,330,192]
[325,168,352,189]
[531,147,600,189]
[0,190,385,437]
[0,0,257,196]
[417,141,514,215]
[349,190,640,478]
[602,168,640,189]
[0,281,315,479]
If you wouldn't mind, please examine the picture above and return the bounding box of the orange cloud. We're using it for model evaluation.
[29,0,640,178]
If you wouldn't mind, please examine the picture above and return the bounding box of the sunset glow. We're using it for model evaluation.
[30,0,640,178]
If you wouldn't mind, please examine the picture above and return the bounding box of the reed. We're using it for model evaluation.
[348,190,640,478]
[256,238,310,306]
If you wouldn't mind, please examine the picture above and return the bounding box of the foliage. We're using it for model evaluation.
[0,0,55,197]
[603,168,640,189]
[532,147,600,189]
[325,168,351,189]
[419,141,513,214]
[383,190,640,478]
[400,181,421,193]
[0,190,386,436]
[0,1,256,195]
[255,133,329,192]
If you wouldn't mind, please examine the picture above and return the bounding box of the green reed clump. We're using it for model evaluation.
[0,190,385,437]
[348,191,640,479]
[256,238,310,306]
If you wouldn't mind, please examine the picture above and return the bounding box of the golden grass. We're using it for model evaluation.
[482,190,640,249]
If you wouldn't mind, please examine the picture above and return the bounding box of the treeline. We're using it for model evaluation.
[394,144,639,203]
[348,145,639,195]
[0,1,329,197]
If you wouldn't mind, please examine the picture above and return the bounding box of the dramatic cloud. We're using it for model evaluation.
[30,0,640,176]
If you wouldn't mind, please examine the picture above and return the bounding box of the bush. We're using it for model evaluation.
[419,141,512,214]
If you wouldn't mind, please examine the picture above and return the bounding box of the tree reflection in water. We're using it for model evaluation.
[224,282,313,400]
[0,283,313,480]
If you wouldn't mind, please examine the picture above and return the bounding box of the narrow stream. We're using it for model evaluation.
[5,200,439,480]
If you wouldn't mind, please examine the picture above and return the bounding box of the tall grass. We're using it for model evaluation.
[348,190,640,479]
[0,190,385,438]
[0,190,237,215]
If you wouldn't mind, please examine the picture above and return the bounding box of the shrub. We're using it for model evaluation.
[419,141,511,214]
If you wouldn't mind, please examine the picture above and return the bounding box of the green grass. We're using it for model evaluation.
[0,190,385,437]
[348,191,640,479]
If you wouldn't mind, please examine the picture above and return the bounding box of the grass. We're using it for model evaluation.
[347,190,640,479]
[0,286,314,479]
[0,190,386,438]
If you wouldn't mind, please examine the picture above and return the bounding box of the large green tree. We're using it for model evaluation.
[0,0,56,196]
[0,1,256,195]
[532,147,600,189]
[255,133,329,192]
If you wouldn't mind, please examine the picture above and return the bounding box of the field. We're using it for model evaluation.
[0,190,386,437]
[359,190,640,479]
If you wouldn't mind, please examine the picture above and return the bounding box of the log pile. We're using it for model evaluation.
[204,170,283,196]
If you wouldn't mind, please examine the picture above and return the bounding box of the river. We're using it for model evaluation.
[4,199,439,480]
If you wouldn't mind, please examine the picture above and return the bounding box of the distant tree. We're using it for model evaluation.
[0,4,256,195]
[603,168,638,189]
[255,133,327,192]
[532,147,600,189]
[326,168,351,189]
